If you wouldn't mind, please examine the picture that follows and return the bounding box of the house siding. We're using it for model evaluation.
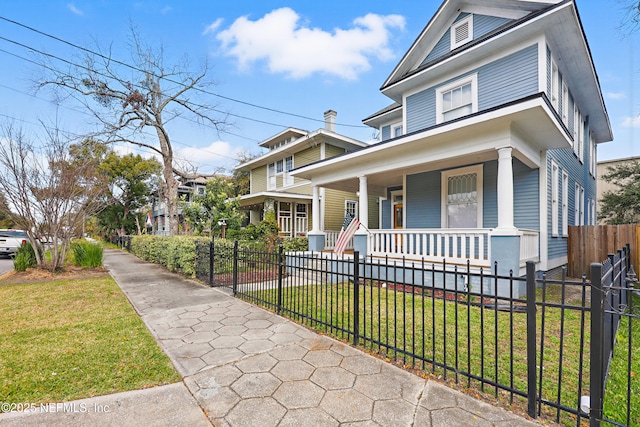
[514,159,540,230]
[325,143,345,159]
[477,44,538,111]
[483,162,498,228]
[381,186,402,229]
[368,196,379,230]
[324,189,358,231]
[296,145,322,167]
[252,165,267,192]
[407,44,538,133]
[422,13,511,66]
[381,125,391,141]
[406,171,441,228]
[547,147,585,260]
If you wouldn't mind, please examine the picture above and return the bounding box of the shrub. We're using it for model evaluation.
[13,242,37,271]
[282,237,309,252]
[71,240,104,267]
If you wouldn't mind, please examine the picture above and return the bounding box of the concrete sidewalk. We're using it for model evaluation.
[1,249,545,426]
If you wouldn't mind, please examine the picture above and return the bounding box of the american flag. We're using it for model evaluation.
[333,211,360,256]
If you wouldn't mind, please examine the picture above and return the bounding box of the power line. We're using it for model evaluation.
[0,15,369,129]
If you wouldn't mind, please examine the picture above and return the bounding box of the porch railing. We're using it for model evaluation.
[324,230,353,250]
[519,229,540,266]
[368,228,491,266]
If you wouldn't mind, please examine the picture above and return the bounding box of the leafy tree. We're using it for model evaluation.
[599,160,640,224]
[180,176,244,236]
[97,152,161,236]
[37,28,226,236]
[233,151,259,196]
[0,120,104,270]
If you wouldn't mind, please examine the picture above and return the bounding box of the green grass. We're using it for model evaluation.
[241,281,638,426]
[602,294,640,426]
[0,277,180,405]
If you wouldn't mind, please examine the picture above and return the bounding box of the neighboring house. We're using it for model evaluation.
[596,156,640,224]
[151,175,213,235]
[292,0,612,287]
[235,111,374,243]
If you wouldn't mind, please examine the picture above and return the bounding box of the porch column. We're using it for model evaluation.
[308,185,325,252]
[354,175,369,257]
[492,147,522,297]
[496,147,515,231]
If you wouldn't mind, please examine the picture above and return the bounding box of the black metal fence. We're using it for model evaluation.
[194,241,637,426]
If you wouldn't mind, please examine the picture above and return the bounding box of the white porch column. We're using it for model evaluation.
[311,185,321,233]
[496,147,515,231]
[358,175,368,231]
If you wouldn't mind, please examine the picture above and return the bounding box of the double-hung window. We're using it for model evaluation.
[267,163,276,190]
[551,160,559,237]
[267,155,294,189]
[436,74,478,124]
[345,200,358,218]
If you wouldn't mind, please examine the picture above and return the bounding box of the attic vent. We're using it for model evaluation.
[455,22,469,44]
[450,15,473,49]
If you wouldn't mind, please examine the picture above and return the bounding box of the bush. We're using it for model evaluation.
[71,240,104,267]
[13,242,37,271]
[282,237,309,252]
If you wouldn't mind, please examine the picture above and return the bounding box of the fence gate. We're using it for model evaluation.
[195,240,234,287]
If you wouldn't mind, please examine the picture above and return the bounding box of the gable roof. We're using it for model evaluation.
[382,0,561,90]
[376,0,611,143]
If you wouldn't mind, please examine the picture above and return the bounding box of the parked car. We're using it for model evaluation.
[0,229,29,258]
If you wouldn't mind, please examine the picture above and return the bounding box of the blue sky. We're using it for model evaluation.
[0,1,638,174]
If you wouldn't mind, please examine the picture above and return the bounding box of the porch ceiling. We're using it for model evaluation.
[292,96,567,193]
[238,191,311,208]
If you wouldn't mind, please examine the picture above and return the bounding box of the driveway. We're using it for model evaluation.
[0,257,12,277]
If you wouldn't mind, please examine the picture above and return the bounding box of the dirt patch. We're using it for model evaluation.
[0,266,109,285]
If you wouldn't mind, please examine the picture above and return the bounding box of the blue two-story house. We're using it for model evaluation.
[291,0,612,293]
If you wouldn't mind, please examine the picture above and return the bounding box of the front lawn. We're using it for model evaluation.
[0,276,180,405]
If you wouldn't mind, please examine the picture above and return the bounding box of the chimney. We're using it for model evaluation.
[324,110,337,132]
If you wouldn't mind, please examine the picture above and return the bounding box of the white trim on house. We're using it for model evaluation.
[440,164,483,228]
[435,74,478,124]
[539,152,549,272]
[551,159,559,237]
[562,170,568,237]
[450,14,473,50]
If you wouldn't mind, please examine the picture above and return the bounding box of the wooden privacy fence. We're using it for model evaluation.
[568,224,640,278]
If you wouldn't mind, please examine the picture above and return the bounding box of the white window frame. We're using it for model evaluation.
[575,183,585,226]
[562,82,569,126]
[589,134,596,176]
[345,199,358,218]
[267,163,276,190]
[441,164,483,228]
[451,15,473,49]
[551,160,559,237]
[436,74,478,124]
[551,59,560,111]
[573,104,579,154]
[562,171,568,237]
[590,198,596,225]
[577,113,584,163]
[392,124,403,138]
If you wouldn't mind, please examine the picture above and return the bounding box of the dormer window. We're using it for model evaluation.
[451,15,473,49]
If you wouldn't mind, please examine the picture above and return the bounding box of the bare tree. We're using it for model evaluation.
[0,120,105,270]
[618,0,640,34]
[37,29,226,235]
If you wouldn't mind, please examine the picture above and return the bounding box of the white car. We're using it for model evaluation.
[0,230,28,258]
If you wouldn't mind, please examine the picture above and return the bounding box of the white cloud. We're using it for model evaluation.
[176,140,242,173]
[622,115,640,128]
[605,91,626,100]
[203,18,224,35]
[67,3,84,16]
[213,7,405,80]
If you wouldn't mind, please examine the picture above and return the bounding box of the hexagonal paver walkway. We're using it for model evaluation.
[105,249,545,427]
[0,249,548,427]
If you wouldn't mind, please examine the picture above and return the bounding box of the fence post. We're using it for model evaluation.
[590,262,603,427]
[277,245,284,314]
[526,260,537,419]
[232,240,239,296]
[209,239,214,287]
[353,251,360,347]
